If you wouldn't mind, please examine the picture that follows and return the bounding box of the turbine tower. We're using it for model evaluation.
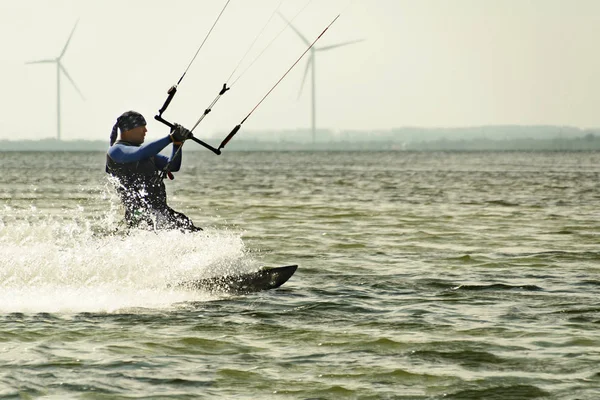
[26,20,85,141]
[279,13,362,144]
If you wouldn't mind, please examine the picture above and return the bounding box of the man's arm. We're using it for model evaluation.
[108,136,172,163]
[153,144,182,172]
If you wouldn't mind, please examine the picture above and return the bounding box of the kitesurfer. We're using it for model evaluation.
[106,110,202,232]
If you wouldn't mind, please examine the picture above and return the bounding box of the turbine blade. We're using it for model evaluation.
[297,56,312,100]
[277,11,310,46]
[60,19,79,59]
[317,39,365,52]
[59,63,85,100]
[25,59,56,64]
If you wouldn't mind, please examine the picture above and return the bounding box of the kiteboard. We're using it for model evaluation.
[178,265,298,294]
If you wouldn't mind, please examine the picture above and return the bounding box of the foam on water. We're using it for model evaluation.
[0,210,257,313]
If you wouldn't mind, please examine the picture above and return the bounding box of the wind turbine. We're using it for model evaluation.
[26,20,85,141]
[279,12,363,144]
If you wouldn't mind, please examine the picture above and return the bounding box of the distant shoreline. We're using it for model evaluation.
[2,138,600,152]
[1,140,600,152]
[2,125,600,151]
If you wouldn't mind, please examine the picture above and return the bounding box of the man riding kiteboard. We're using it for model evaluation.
[106,110,201,232]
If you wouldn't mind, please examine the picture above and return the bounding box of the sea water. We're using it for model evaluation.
[0,150,599,399]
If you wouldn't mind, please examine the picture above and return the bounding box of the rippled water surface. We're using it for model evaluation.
[1,150,599,399]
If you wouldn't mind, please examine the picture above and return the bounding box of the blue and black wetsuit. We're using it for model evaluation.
[106,136,201,231]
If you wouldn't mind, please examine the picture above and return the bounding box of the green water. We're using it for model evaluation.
[0,151,599,399]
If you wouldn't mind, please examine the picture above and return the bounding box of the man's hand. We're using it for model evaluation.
[170,124,193,143]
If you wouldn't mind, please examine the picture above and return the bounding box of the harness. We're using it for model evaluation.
[106,141,168,225]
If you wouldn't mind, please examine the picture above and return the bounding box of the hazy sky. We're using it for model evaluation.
[1,0,599,141]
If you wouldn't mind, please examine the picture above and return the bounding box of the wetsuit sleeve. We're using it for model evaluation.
[108,136,172,163]
[108,136,171,163]
[153,144,182,171]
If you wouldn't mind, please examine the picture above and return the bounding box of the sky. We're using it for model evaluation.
[0,0,599,141]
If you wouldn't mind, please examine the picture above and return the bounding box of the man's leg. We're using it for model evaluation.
[156,207,202,232]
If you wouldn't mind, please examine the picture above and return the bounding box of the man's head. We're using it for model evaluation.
[110,111,147,145]
[121,124,147,145]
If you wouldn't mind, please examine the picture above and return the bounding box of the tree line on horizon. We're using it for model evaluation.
[2,126,600,151]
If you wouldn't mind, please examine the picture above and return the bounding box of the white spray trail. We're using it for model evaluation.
[0,203,257,313]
